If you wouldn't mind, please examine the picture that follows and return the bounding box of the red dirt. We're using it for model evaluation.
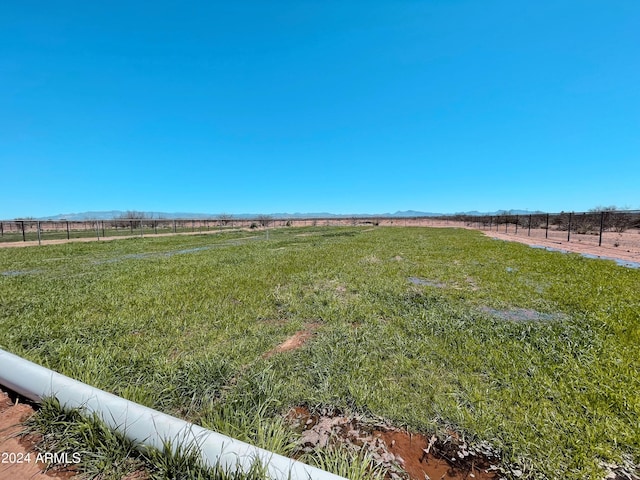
[0,388,150,480]
[286,407,500,480]
[263,323,321,358]
[375,429,496,480]
[0,389,76,479]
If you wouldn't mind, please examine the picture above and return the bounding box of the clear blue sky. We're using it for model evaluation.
[2,1,639,218]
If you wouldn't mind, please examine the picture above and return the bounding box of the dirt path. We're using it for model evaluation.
[482,230,640,265]
[417,220,640,265]
[0,228,245,249]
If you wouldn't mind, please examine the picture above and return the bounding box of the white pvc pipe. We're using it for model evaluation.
[0,348,346,480]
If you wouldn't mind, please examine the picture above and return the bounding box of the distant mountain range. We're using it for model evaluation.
[27,209,542,221]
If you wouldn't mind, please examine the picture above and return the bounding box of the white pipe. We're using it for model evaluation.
[0,348,346,480]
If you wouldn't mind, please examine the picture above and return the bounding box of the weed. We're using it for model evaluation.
[301,444,385,480]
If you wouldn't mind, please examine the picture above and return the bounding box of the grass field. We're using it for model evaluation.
[1,226,638,479]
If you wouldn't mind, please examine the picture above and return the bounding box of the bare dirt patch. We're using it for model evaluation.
[287,407,501,480]
[0,388,76,479]
[263,323,321,358]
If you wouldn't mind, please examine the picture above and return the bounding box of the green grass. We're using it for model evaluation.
[2,226,639,479]
[26,397,276,480]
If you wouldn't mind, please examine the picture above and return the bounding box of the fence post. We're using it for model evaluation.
[130,220,134,235]
[21,221,26,242]
[515,215,519,234]
[102,221,106,238]
[173,220,177,233]
[545,214,549,239]
[528,214,532,236]
[0,222,3,237]
[66,221,70,240]
[598,211,605,246]
[567,212,572,242]
[154,221,158,235]
[96,221,100,240]
[37,221,41,245]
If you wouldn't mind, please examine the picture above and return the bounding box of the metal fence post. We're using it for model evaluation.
[515,215,519,234]
[21,221,26,242]
[545,214,549,239]
[599,211,604,246]
[528,214,532,236]
[96,221,100,240]
[567,212,572,242]
[66,221,70,240]
[140,220,144,237]
[0,222,3,237]
[102,221,106,238]
[130,220,134,235]
[37,221,41,245]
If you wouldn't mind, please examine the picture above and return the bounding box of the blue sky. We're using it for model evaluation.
[1,1,639,218]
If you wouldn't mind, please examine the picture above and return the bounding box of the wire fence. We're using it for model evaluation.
[0,217,387,244]
[2,211,640,253]
[448,210,640,253]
